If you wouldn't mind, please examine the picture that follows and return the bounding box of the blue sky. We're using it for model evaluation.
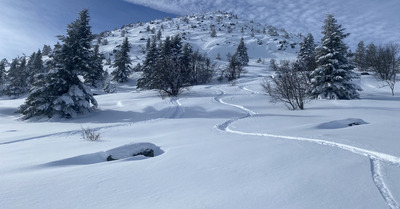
[0,0,176,60]
[1,0,399,60]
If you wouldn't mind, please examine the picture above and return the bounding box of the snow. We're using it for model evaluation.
[1,13,400,209]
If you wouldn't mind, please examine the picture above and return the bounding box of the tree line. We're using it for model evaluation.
[263,14,399,110]
[0,9,224,119]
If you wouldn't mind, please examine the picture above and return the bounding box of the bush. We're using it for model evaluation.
[262,60,310,110]
[81,126,101,141]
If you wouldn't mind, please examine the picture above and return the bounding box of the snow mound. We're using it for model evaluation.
[43,142,163,167]
[316,118,368,129]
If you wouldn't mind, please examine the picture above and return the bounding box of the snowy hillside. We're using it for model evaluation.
[98,12,301,66]
[1,12,400,209]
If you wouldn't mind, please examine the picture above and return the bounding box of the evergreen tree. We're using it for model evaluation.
[61,9,94,77]
[137,38,160,90]
[225,54,243,81]
[137,35,215,96]
[234,37,249,66]
[27,51,37,85]
[0,59,7,88]
[297,33,317,71]
[210,27,217,37]
[42,45,52,56]
[146,37,151,51]
[26,49,45,86]
[111,37,132,82]
[354,41,367,71]
[84,45,105,87]
[309,14,361,100]
[18,44,97,119]
[18,9,98,119]
[157,29,162,40]
[4,57,30,97]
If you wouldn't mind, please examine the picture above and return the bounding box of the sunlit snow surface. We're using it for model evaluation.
[1,66,399,208]
[1,14,400,209]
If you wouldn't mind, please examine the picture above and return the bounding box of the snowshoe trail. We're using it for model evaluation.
[170,97,185,119]
[213,86,400,209]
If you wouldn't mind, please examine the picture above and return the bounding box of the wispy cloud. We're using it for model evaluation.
[0,1,60,59]
[124,0,400,48]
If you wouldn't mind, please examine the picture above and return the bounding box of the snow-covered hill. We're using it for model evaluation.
[98,11,301,67]
[125,0,400,49]
[1,12,400,209]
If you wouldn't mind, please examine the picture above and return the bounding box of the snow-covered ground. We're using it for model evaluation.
[1,60,400,208]
[1,13,400,209]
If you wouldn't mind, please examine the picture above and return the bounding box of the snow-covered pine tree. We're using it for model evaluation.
[18,10,98,119]
[309,14,361,100]
[111,37,132,82]
[137,37,159,90]
[137,35,215,97]
[234,37,249,66]
[297,33,317,71]
[0,59,6,88]
[0,59,7,95]
[4,57,29,98]
[61,8,103,87]
[26,50,44,86]
[354,41,367,71]
[61,9,94,76]
[84,45,105,87]
[42,44,52,56]
[18,43,98,119]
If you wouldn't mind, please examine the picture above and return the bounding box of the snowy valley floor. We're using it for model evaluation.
[1,63,400,209]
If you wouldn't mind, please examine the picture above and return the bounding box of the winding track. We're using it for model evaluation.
[213,87,400,209]
[2,84,399,208]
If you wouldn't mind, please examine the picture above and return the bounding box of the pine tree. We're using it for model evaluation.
[4,57,30,97]
[137,38,160,90]
[137,35,215,96]
[210,27,217,37]
[225,54,243,81]
[18,44,97,119]
[111,37,132,82]
[297,33,317,71]
[42,45,52,56]
[0,59,7,88]
[26,49,45,86]
[234,37,249,66]
[62,9,94,77]
[309,14,361,100]
[18,9,98,119]
[354,41,367,71]
[84,45,105,87]
[157,29,162,40]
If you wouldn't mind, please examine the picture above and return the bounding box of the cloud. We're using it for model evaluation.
[124,0,400,48]
[0,1,60,59]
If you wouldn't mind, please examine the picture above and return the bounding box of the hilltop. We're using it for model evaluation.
[97,11,301,66]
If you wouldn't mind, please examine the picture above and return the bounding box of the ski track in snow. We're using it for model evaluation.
[213,87,400,209]
[371,159,400,209]
[170,97,185,119]
[2,84,398,208]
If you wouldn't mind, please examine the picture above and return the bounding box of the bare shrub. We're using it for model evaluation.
[262,60,310,110]
[369,43,400,96]
[81,126,101,141]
